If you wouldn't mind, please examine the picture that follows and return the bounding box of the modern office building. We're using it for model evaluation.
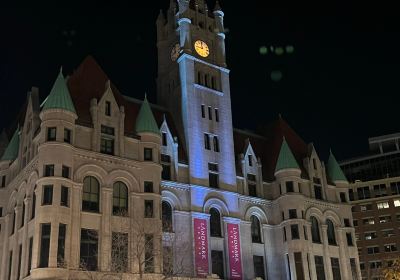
[341,133,400,280]
[0,1,360,279]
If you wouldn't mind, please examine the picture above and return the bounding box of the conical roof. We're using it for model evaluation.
[135,96,159,135]
[43,69,76,114]
[1,128,20,161]
[327,151,347,182]
[275,138,300,173]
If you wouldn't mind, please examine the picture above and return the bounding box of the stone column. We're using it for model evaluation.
[69,184,83,269]
[304,223,315,280]
[239,220,252,280]
[12,205,22,279]
[21,197,31,277]
[100,187,113,271]
[321,225,333,279]
[1,215,11,279]
[337,229,351,279]
[48,222,59,267]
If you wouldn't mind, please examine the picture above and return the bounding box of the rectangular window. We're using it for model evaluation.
[145,234,154,273]
[353,219,358,226]
[349,189,354,201]
[384,244,397,252]
[101,125,115,135]
[377,201,390,209]
[363,217,375,225]
[144,148,153,161]
[314,185,322,199]
[57,224,66,267]
[394,199,400,207]
[379,215,391,223]
[162,132,167,146]
[80,229,98,271]
[42,185,53,205]
[1,175,5,188]
[47,127,56,141]
[367,246,379,254]
[209,173,219,188]
[208,106,212,120]
[145,200,154,218]
[213,136,220,152]
[248,154,253,167]
[294,252,305,280]
[360,204,372,211]
[211,250,224,279]
[313,177,321,184]
[374,184,387,197]
[61,186,69,207]
[201,105,205,118]
[112,232,128,272]
[44,164,54,177]
[248,183,257,197]
[105,101,111,116]
[28,237,33,275]
[286,181,294,192]
[100,138,114,155]
[314,256,326,280]
[64,128,71,143]
[62,165,70,179]
[144,181,153,193]
[364,232,378,240]
[357,186,371,200]
[215,108,219,122]
[369,261,382,269]
[0,207,2,217]
[204,134,210,150]
[340,192,346,202]
[247,173,256,181]
[289,209,297,219]
[162,164,171,180]
[344,218,350,227]
[253,256,265,279]
[382,229,395,238]
[391,181,400,195]
[39,224,51,268]
[350,259,357,279]
[331,258,341,280]
[291,224,300,240]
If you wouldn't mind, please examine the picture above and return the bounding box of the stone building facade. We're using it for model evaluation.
[0,1,360,279]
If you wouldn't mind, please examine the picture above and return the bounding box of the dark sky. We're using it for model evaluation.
[1,1,399,161]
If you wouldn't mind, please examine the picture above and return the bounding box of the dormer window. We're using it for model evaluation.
[162,132,167,146]
[248,155,253,167]
[100,125,115,155]
[105,101,111,116]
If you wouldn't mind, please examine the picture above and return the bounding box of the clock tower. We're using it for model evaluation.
[156,0,236,191]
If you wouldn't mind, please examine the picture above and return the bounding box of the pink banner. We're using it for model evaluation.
[194,218,209,277]
[227,223,243,280]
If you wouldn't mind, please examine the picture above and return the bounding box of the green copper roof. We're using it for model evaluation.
[135,96,159,135]
[327,151,347,182]
[1,128,20,161]
[275,138,300,172]
[43,69,76,114]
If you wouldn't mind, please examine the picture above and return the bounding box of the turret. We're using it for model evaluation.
[0,128,20,162]
[213,1,226,66]
[274,138,301,178]
[327,150,348,186]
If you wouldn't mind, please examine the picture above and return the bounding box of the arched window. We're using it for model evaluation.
[210,208,222,237]
[327,219,336,245]
[251,215,262,243]
[113,182,128,215]
[162,201,173,232]
[311,216,321,243]
[82,176,100,212]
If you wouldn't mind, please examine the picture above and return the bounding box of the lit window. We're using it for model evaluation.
[394,199,400,207]
[377,201,390,209]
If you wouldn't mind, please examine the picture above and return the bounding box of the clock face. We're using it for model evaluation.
[170,43,180,61]
[194,40,210,58]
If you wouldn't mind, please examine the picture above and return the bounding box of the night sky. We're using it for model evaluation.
[1,1,399,161]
